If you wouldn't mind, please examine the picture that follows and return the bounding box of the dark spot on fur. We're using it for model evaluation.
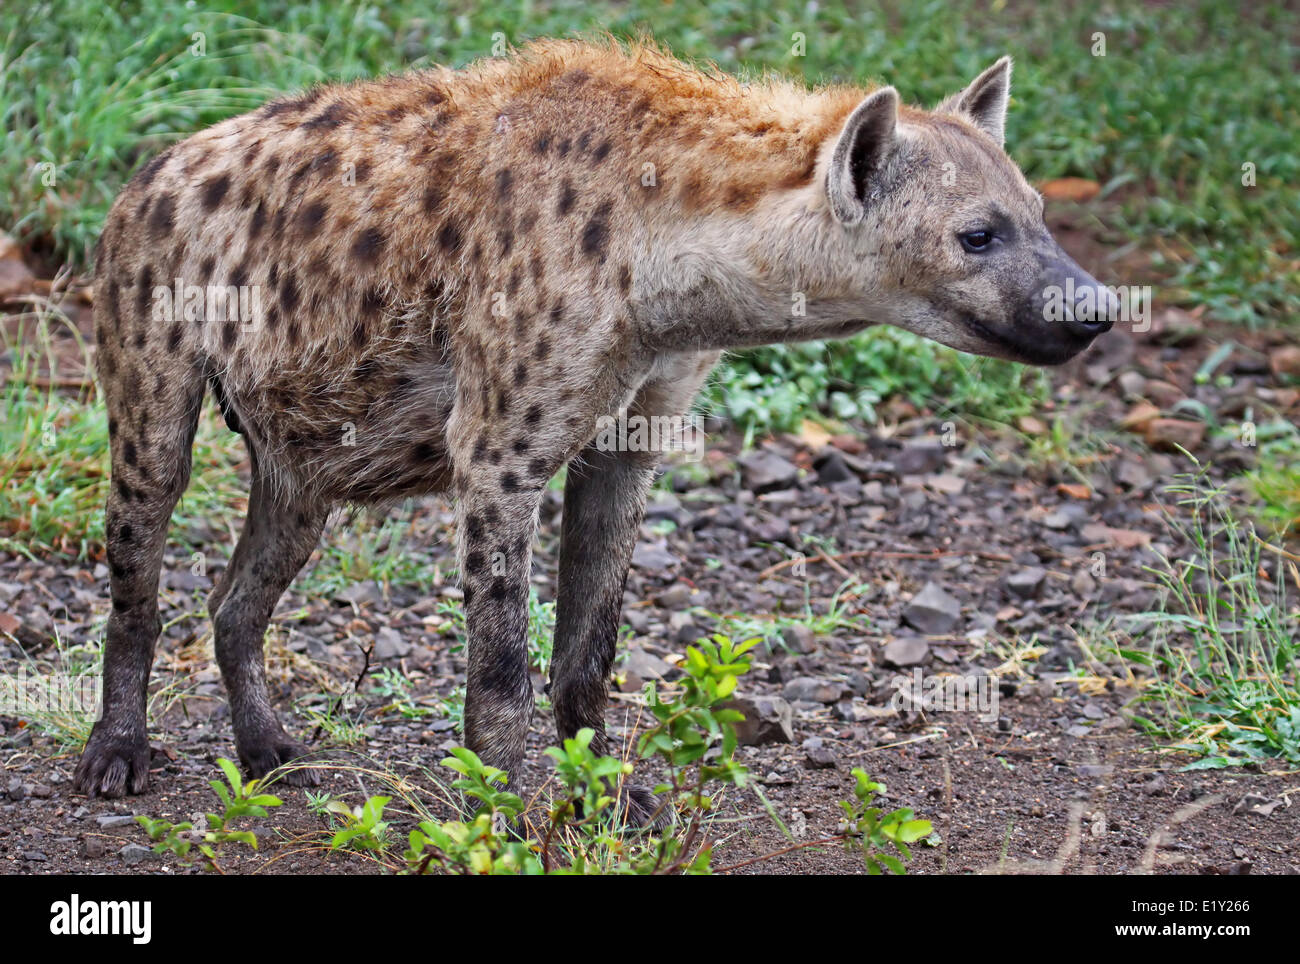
[130,148,173,191]
[618,263,632,295]
[557,180,576,216]
[298,201,328,233]
[222,321,237,350]
[592,139,612,163]
[511,438,530,455]
[534,335,550,360]
[352,226,386,263]
[302,102,350,130]
[513,362,528,385]
[248,201,267,239]
[438,220,462,254]
[527,457,550,478]
[200,173,230,210]
[495,168,512,199]
[149,194,175,237]
[122,439,138,466]
[581,201,612,261]
[525,403,543,427]
[166,323,183,352]
[280,273,300,313]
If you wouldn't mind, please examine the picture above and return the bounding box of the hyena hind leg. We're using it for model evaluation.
[208,472,328,786]
[74,376,205,797]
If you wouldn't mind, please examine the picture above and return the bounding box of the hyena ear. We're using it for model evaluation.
[938,57,1012,147]
[826,86,900,226]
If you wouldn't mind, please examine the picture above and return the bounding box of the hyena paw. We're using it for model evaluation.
[238,736,321,787]
[619,783,672,831]
[73,724,151,798]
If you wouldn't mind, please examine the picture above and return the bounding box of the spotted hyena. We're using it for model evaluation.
[77,40,1115,813]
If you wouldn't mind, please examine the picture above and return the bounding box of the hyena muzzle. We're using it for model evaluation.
[76,41,1115,817]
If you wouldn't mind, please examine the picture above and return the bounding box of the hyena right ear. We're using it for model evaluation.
[826,86,900,226]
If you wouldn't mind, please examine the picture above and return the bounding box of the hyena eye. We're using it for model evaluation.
[959,230,996,252]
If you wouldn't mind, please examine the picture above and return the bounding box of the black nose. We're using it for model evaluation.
[1058,270,1118,339]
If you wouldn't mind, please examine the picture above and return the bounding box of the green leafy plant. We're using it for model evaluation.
[137,758,282,872]
[838,769,934,875]
[324,795,392,853]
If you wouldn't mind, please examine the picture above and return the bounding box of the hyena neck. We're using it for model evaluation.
[636,170,887,353]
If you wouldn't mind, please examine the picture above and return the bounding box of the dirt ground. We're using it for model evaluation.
[1,214,1298,875]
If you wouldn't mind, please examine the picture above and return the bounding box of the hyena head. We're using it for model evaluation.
[824,58,1117,365]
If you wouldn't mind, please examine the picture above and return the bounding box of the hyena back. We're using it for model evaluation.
[78,40,1114,810]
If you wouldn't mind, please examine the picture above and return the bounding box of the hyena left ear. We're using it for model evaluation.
[827,86,900,226]
[938,56,1013,147]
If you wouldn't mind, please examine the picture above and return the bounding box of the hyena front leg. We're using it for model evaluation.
[449,343,649,787]
[208,470,327,785]
[551,352,719,826]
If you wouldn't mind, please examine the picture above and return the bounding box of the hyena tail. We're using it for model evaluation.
[77,279,208,795]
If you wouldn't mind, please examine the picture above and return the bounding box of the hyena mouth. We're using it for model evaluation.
[956,312,1086,367]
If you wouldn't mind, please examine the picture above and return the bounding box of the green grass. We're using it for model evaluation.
[2,0,1296,438]
[1122,468,1300,768]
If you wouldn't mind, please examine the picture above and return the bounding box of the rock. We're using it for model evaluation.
[780,624,816,654]
[783,677,846,704]
[1270,346,1300,379]
[901,581,962,635]
[1117,370,1146,398]
[726,696,794,745]
[738,451,800,493]
[372,626,411,660]
[119,843,155,866]
[1075,764,1114,779]
[631,542,678,570]
[895,439,947,476]
[96,814,138,829]
[1070,569,1098,597]
[1143,379,1186,409]
[83,834,108,858]
[653,583,693,610]
[882,636,929,667]
[622,647,675,687]
[1145,418,1205,452]
[813,449,855,485]
[1005,567,1047,600]
[804,745,839,769]
[7,777,24,802]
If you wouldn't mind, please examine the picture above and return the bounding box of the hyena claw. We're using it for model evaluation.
[72,724,151,798]
[237,736,321,787]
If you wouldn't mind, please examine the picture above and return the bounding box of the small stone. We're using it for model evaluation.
[804,745,839,769]
[738,451,800,493]
[783,677,846,704]
[96,814,138,829]
[119,843,156,866]
[901,581,961,635]
[813,449,855,485]
[1076,764,1114,779]
[726,696,794,745]
[1269,346,1300,378]
[780,624,816,654]
[372,626,411,660]
[1145,418,1205,452]
[654,583,692,610]
[882,636,929,667]
[1005,567,1047,600]
[895,439,947,476]
[1071,569,1098,597]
